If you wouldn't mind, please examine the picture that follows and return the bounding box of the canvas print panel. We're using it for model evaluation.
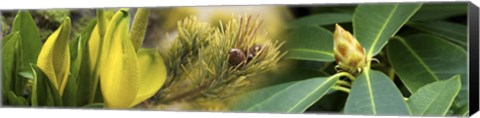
[0,2,469,116]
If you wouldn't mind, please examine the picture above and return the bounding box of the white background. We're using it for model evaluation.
[0,0,478,118]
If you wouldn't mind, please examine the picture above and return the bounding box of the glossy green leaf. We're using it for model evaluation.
[288,13,352,28]
[407,21,466,47]
[12,10,42,70]
[230,74,341,113]
[353,3,422,57]
[344,70,410,115]
[31,64,63,107]
[410,3,467,21]
[387,34,467,106]
[285,26,334,62]
[407,75,461,116]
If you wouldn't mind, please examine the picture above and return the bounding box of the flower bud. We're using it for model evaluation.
[333,24,367,74]
[229,48,246,67]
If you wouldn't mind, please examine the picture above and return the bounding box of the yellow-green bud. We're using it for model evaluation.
[333,24,367,74]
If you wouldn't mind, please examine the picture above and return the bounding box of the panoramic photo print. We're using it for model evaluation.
[1,2,470,117]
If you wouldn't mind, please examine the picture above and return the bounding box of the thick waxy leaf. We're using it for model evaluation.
[353,3,422,57]
[99,9,139,108]
[387,34,467,106]
[31,64,63,107]
[288,13,352,28]
[286,26,334,62]
[36,17,71,96]
[12,10,42,68]
[230,74,341,113]
[130,48,167,107]
[344,70,410,115]
[407,21,467,47]
[407,75,461,116]
[410,3,467,21]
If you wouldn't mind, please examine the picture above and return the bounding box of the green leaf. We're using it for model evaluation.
[2,33,13,47]
[344,70,410,115]
[453,103,469,116]
[353,3,422,57]
[71,19,97,81]
[5,91,28,106]
[285,26,334,62]
[31,64,63,107]
[12,10,42,70]
[410,3,467,21]
[387,34,467,106]
[288,13,352,28]
[72,19,98,106]
[230,74,340,113]
[2,32,20,93]
[62,75,77,107]
[407,21,466,48]
[18,70,34,79]
[407,75,461,116]
[82,103,104,108]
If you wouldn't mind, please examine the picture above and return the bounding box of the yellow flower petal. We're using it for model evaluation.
[129,48,167,107]
[36,17,71,96]
[88,25,101,71]
[100,9,139,108]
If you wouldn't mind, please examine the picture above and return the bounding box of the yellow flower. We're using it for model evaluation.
[94,9,167,108]
[36,17,71,96]
[333,24,367,74]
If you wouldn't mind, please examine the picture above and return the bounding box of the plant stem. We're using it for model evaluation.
[319,62,331,72]
[332,85,351,93]
[88,9,107,103]
[335,72,356,81]
[336,80,351,87]
[388,68,395,81]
